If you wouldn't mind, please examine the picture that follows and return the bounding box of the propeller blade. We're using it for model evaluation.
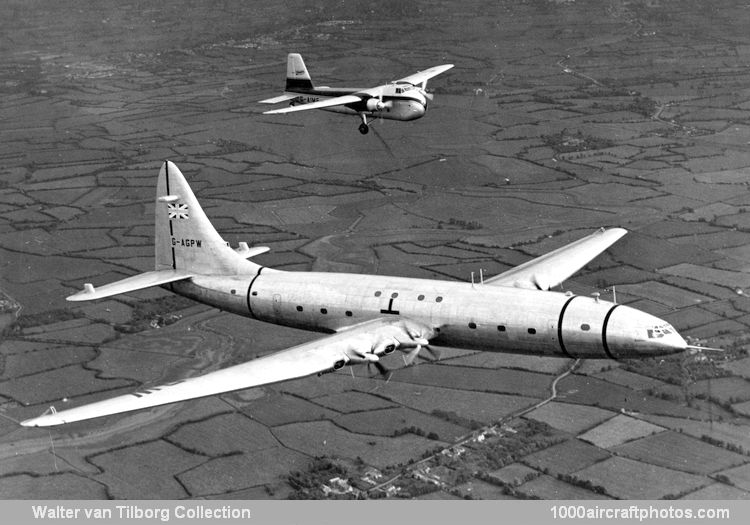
[425,345,441,360]
[403,345,422,366]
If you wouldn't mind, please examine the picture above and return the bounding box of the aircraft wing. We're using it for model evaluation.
[484,228,627,290]
[395,64,454,86]
[20,317,433,427]
[66,269,194,302]
[263,94,363,114]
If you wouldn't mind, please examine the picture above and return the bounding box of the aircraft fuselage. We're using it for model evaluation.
[170,271,685,360]
[286,84,427,121]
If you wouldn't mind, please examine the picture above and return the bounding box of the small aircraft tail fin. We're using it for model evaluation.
[285,53,313,91]
[155,161,262,276]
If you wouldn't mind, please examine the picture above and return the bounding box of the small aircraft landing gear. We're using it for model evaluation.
[358,113,371,135]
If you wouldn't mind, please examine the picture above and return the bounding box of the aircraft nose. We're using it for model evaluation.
[605,306,687,358]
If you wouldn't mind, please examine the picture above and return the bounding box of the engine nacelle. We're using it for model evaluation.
[366,98,386,111]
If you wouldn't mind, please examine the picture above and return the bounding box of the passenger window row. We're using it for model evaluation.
[373,290,443,302]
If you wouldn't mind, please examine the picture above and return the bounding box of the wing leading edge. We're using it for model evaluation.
[394,64,454,86]
[485,227,627,290]
[20,318,432,427]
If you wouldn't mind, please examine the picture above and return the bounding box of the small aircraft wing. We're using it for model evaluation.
[394,64,454,86]
[263,94,363,114]
[484,228,627,290]
[66,269,194,302]
[20,317,433,427]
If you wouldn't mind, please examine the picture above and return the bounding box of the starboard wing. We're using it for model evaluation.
[20,318,433,427]
[394,64,454,86]
[263,94,363,114]
[484,228,627,290]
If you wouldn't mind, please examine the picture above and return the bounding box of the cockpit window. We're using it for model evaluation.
[647,323,674,338]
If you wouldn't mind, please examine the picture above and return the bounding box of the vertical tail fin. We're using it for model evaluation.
[155,161,261,276]
[285,53,314,91]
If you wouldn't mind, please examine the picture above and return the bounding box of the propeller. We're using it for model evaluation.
[399,328,440,366]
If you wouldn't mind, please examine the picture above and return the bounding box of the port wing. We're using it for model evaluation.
[484,228,627,290]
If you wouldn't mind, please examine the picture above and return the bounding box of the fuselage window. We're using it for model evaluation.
[497,325,506,332]
[418,294,425,301]
[374,291,381,297]
[528,328,536,335]
[320,308,327,314]
[468,322,477,329]
[345,310,353,317]
[391,292,399,298]
[436,296,443,303]
[230,289,236,295]
[296,305,303,312]
[581,323,590,331]
[251,291,258,296]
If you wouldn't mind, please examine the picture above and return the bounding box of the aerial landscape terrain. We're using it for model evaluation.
[2,0,750,500]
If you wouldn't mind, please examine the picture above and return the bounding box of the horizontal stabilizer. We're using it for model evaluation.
[235,243,270,259]
[258,94,298,104]
[66,269,194,302]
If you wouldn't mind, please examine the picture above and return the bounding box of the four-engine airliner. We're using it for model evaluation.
[21,161,693,427]
[259,53,453,134]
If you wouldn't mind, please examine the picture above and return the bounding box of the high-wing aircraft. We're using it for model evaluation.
[259,53,454,134]
[21,161,693,427]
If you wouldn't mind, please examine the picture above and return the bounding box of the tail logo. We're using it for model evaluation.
[167,203,189,220]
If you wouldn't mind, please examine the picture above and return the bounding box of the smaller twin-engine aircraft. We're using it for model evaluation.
[260,53,453,134]
[22,162,695,428]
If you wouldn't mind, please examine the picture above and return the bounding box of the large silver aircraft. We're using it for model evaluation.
[22,161,691,427]
[259,53,453,134]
